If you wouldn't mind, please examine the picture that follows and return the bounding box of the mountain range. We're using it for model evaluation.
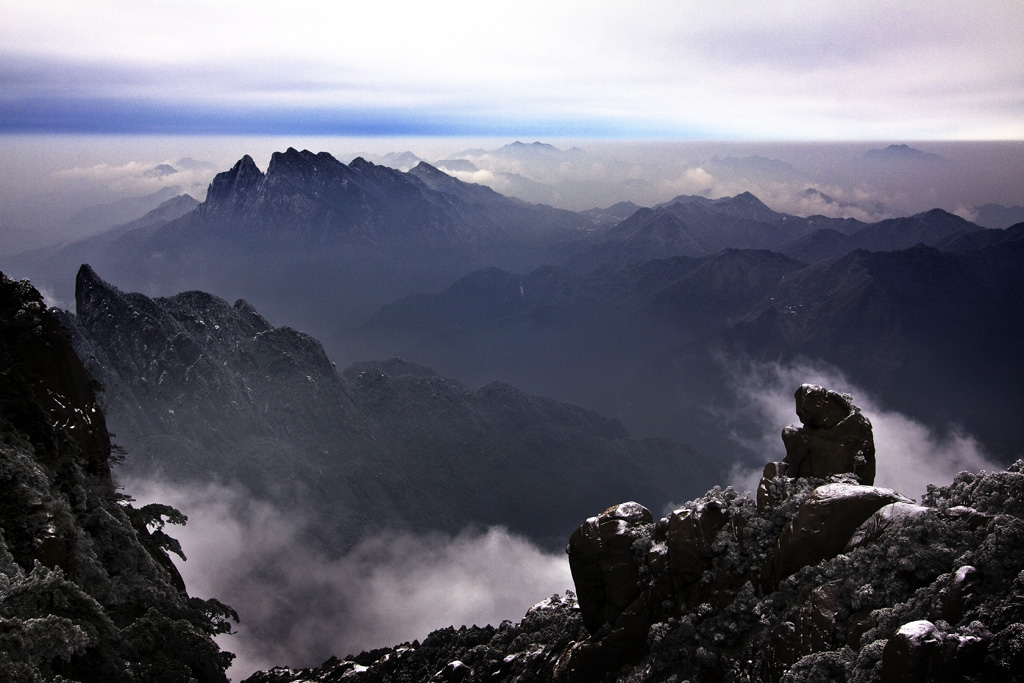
[7,265,1024,682]
[9,147,1022,464]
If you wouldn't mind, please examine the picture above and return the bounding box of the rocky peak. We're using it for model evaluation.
[0,271,111,475]
[552,386,1022,682]
[73,264,183,358]
[204,154,265,209]
[266,148,342,178]
[778,383,876,485]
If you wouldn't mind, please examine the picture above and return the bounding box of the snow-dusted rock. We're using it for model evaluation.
[781,384,876,484]
[845,501,931,551]
[665,499,743,610]
[566,501,652,633]
[765,483,911,590]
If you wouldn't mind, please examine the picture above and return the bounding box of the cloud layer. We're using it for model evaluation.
[1,2,1021,139]
[123,477,573,680]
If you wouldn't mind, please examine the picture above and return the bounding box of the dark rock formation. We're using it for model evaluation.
[567,502,652,633]
[781,383,876,484]
[764,482,911,590]
[565,503,654,679]
[0,272,235,682]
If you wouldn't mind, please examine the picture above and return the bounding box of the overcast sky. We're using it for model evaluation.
[1,1,1021,140]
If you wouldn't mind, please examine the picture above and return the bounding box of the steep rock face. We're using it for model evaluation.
[0,272,235,683]
[61,264,357,461]
[568,503,652,633]
[0,273,110,475]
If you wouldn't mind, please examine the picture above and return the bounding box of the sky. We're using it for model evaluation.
[1,0,1022,140]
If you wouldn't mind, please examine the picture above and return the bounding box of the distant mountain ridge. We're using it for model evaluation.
[14,148,592,328]
[9,148,989,340]
[864,143,948,163]
[6,152,1009,460]
[358,232,1024,459]
[563,193,980,272]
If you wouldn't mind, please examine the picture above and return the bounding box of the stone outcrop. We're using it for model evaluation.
[0,272,111,476]
[662,499,745,611]
[879,619,987,683]
[0,272,236,682]
[845,502,931,551]
[565,503,653,680]
[763,483,912,590]
[562,382,934,680]
[780,383,876,484]
[567,502,652,633]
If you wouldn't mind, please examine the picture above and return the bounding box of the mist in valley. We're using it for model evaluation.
[119,355,1003,680]
[2,2,1023,680]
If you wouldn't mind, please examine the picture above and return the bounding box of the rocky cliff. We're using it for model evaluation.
[247,385,1024,682]
[0,272,235,682]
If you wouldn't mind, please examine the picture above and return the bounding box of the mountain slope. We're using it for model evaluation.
[782,208,982,262]
[56,265,721,551]
[723,243,1024,455]
[0,271,235,683]
[562,193,976,272]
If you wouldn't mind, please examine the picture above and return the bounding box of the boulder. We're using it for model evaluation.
[765,483,911,590]
[567,502,652,634]
[844,502,931,551]
[566,502,655,681]
[933,565,983,625]
[781,384,875,484]
[757,461,789,512]
[767,583,843,682]
[664,499,742,610]
[881,620,943,683]
[879,620,987,683]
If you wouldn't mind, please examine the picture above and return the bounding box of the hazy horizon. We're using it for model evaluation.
[2,136,1023,258]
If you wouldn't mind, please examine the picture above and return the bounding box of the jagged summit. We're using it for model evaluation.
[182,148,588,254]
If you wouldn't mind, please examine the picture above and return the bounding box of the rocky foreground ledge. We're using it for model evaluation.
[247,385,1024,683]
